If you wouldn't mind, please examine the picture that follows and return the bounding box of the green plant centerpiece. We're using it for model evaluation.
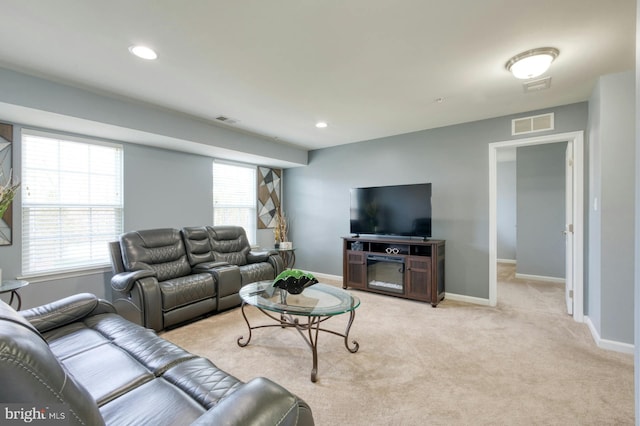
[273,269,318,295]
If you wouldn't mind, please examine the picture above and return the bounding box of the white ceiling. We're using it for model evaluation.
[0,0,635,151]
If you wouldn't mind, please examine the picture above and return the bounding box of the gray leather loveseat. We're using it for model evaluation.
[0,293,314,425]
[110,226,283,331]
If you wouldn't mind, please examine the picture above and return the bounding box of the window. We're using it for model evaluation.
[212,161,256,244]
[21,130,123,275]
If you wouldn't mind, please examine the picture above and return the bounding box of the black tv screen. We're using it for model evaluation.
[350,183,432,238]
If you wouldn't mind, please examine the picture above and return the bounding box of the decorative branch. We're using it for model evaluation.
[274,206,288,242]
[0,169,19,218]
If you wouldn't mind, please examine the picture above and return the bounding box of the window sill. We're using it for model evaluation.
[18,265,113,283]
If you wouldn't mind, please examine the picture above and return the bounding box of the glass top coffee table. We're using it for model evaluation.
[238,281,360,382]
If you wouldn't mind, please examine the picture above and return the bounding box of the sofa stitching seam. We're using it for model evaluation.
[274,399,298,426]
[154,355,200,376]
[0,355,87,425]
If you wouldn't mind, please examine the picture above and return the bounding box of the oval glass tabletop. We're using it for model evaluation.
[240,281,360,316]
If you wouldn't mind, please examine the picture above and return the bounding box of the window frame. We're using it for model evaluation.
[212,160,257,244]
[20,129,124,277]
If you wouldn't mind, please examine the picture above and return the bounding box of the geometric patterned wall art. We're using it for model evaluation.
[0,122,14,245]
[257,167,282,229]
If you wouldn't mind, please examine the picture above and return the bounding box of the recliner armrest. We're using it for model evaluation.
[21,293,116,333]
[190,377,314,426]
[111,269,157,292]
[247,249,277,263]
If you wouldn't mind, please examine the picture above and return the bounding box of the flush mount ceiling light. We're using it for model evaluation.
[315,121,328,128]
[128,45,158,60]
[505,47,559,80]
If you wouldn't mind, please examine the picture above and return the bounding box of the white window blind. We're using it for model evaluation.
[213,161,256,244]
[21,131,123,275]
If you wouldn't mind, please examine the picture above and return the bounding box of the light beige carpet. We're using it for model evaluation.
[162,265,634,425]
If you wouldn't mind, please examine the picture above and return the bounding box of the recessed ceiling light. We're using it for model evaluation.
[129,45,158,60]
[505,47,559,80]
[316,122,328,129]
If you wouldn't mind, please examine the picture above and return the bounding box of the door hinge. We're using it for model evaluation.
[569,290,573,298]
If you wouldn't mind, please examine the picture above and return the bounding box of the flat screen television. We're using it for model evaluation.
[350,183,432,238]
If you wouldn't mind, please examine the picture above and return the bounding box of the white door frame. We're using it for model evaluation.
[564,141,574,315]
[488,131,584,322]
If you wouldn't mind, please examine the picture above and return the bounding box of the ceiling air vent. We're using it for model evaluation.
[523,76,552,93]
[511,113,554,136]
[215,116,237,125]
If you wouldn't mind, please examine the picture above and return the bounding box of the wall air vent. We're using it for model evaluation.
[511,112,554,136]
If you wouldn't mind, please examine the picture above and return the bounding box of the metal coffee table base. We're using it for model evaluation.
[237,303,359,382]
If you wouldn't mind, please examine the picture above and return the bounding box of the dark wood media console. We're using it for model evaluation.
[342,236,445,307]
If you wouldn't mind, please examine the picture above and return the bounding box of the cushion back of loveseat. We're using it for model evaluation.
[182,226,216,266]
[0,299,105,425]
[206,226,251,266]
[119,228,191,281]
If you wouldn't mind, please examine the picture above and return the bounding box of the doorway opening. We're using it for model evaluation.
[496,262,567,315]
[489,131,584,322]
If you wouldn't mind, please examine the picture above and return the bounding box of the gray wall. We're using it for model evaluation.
[284,102,588,300]
[588,70,636,344]
[588,78,603,334]
[124,144,213,230]
[497,159,516,261]
[516,143,567,279]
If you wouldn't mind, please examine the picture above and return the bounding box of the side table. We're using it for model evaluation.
[0,280,29,310]
[278,248,296,269]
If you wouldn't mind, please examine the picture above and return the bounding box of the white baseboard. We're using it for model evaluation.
[444,292,491,306]
[514,272,565,284]
[309,272,492,307]
[498,260,565,284]
[584,316,635,354]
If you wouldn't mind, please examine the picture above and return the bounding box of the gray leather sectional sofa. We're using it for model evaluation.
[109,226,283,331]
[0,293,313,425]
